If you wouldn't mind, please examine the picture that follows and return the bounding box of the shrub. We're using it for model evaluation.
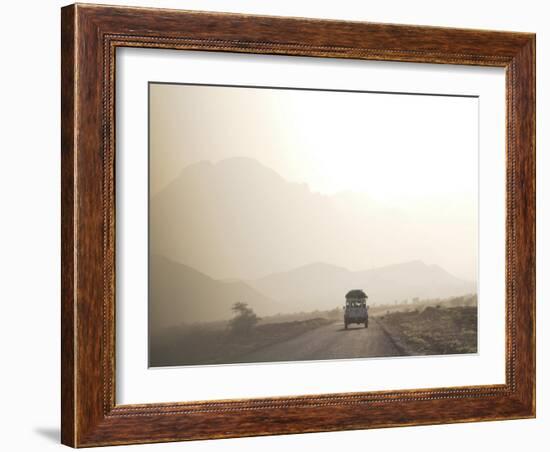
[229,302,260,335]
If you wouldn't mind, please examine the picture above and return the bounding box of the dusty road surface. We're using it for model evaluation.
[235,318,406,364]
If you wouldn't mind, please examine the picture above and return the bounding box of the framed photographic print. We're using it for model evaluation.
[61,3,535,447]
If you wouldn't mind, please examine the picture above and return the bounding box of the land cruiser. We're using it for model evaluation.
[344,289,369,329]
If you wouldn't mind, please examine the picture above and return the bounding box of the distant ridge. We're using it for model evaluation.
[249,260,475,313]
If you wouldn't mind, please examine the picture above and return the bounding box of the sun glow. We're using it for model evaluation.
[151,84,477,204]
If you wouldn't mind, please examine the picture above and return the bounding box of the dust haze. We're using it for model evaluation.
[148,83,479,366]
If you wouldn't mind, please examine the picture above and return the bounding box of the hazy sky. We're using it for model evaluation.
[149,83,478,280]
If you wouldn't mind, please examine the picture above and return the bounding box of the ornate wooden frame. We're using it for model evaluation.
[61,3,535,447]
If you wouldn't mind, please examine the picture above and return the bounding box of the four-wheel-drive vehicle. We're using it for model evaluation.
[344,289,369,329]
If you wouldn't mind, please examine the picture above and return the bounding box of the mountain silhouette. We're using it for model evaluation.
[150,157,335,280]
[150,255,273,331]
[150,157,476,282]
[249,260,475,312]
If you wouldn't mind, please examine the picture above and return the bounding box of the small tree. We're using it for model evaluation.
[229,302,260,335]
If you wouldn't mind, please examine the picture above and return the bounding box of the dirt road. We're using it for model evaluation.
[235,318,406,364]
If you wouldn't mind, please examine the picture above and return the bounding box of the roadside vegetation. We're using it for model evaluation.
[373,295,478,356]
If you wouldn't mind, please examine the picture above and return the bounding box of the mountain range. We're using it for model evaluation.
[249,260,475,313]
[150,157,476,282]
[150,255,475,329]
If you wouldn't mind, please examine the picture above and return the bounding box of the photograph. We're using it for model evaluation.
[50,2,536,448]
[148,82,479,367]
